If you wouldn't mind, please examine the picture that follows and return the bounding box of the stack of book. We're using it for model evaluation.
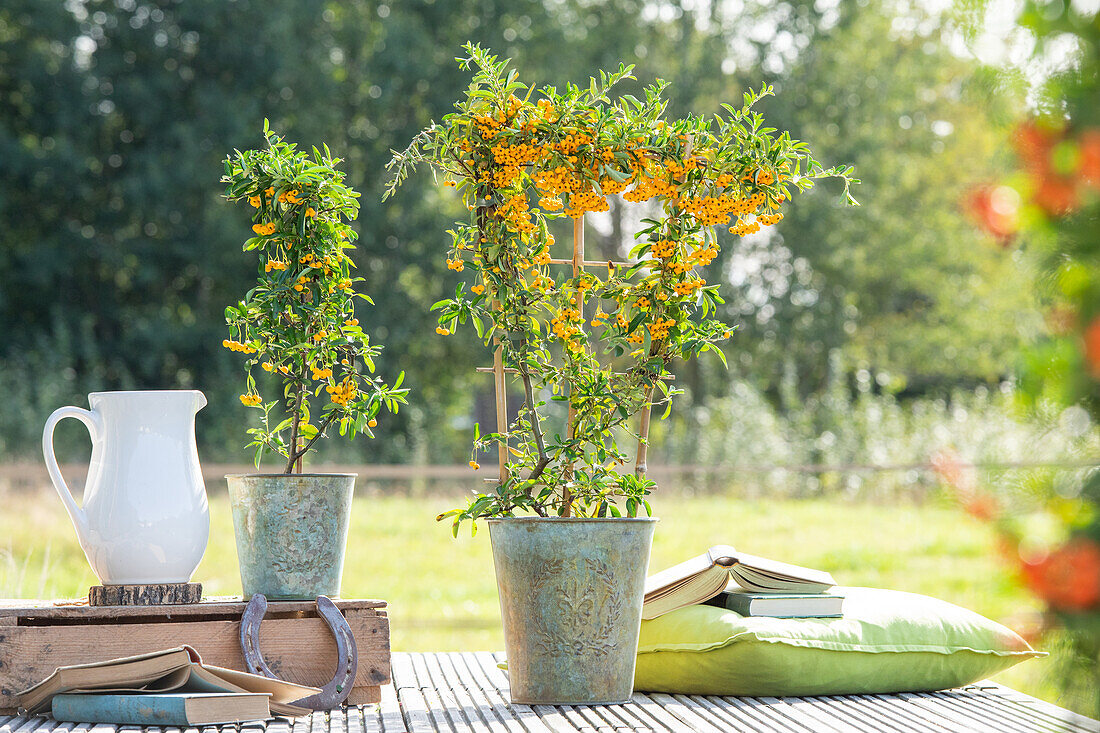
[17,646,317,725]
[643,544,843,620]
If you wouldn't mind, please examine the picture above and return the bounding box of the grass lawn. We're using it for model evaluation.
[0,491,1069,712]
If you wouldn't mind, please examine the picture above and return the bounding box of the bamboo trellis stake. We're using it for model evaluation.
[492,304,509,485]
[480,213,656,501]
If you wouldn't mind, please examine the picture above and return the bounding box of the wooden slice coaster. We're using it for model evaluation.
[88,582,203,606]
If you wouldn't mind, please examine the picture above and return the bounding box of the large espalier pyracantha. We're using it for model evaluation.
[222,122,408,473]
[386,46,856,532]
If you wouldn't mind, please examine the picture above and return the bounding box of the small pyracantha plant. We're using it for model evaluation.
[385,45,856,531]
[222,122,408,473]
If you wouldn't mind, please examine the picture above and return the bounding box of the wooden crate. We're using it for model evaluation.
[0,598,390,712]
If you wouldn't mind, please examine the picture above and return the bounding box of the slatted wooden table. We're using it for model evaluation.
[3,651,1097,732]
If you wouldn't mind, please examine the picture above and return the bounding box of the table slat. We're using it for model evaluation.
[938,689,1076,733]
[377,680,407,733]
[9,652,1100,733]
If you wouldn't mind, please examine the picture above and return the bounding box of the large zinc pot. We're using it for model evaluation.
[488,517,657,705]
[226,473,355,600]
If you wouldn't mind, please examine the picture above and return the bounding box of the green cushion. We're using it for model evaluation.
[634,587,1045,696]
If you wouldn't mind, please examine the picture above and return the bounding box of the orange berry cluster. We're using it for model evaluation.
[745,169,775,186]
[551,306,584,340]
[647,318,676,339]
[673,279,705,296]
[730,219,761,237]
[261,362,290,374]
[491,142,543,166]
[689,244,719,266]
[310,364,333,380]
[252,222,277,235]
[278,188,305,205]
[599,176,628,195]
[533,165,582,196]
[327,379,357,406]
[651,239,677,259]
[239,393,262,406]
[564,187,610,218]
[530,274,553,291]
[495,194,536,234]
[264,259,288,272]
[222,339,255,353]
[623,169,677,203]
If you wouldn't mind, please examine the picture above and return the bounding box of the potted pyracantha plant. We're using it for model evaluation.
[221,122,407,600]
[385,45,855,703]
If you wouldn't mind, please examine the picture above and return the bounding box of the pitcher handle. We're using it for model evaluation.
[42,406,100,544]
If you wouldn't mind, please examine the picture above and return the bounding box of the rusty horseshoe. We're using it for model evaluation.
[239,593,358,710]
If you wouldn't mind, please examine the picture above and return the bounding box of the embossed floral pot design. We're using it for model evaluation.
[488,517,657,705]
[226,473,355,600]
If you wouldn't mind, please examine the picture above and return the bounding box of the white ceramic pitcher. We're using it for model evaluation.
[42,390,210,585]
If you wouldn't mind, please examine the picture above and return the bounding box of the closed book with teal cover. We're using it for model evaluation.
[51,692,271,726]
[707,590,845,618]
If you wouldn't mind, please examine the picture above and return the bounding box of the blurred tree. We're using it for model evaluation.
[955,0,1100,716]
[655,1,1039,408]
[0,0,1043,465]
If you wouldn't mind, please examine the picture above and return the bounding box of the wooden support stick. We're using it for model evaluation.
[562,216,586,516]
[548,258,632,268]
[477,366,674,379]
[635,383,655,480]
[493,335,508,486]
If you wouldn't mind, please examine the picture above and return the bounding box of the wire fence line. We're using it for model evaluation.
[1,459,1094,495]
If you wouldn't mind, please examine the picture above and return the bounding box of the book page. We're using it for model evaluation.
[194,664,316,716]
[642,564,731,619]
[730,554,835,593]
[18,647,194,714]
[643,551,715,598]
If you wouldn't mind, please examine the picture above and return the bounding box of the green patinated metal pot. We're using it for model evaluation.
[226,473,355,600]
[488,516,657,705]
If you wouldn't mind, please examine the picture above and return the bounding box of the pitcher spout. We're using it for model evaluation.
[89,389,208,418]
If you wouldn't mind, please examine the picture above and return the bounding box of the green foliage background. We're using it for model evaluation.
[0,0,1037,465]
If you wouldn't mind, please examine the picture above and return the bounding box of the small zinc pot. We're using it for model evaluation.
[226,473,355,600]
[488,516,657,705]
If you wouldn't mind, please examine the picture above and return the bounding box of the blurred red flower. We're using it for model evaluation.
[1020,538,1100,612]
[1080,129,1100,186]
[1012,121,1100,216]
[965,185,1020,242]
[1085,317,1100,379]
[964,492,999,521]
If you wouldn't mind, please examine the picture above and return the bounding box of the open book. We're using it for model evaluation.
[16,646,318,717]
[642,545,836,620]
